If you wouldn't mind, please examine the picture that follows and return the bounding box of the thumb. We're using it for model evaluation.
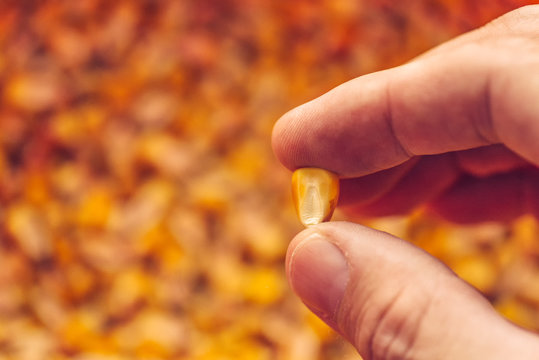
[287,221,539,360]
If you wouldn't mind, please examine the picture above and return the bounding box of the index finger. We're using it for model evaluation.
[272,9,539,177]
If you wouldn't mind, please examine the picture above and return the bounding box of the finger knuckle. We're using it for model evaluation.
[344,283,434,360]
[375,288,431,360]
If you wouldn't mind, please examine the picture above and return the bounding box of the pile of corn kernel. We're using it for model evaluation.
[0,1,537,359]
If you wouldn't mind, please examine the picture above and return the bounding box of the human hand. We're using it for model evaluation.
[273,7,539,224]
[273,6,539,360]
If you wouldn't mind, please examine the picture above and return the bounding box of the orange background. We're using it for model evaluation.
[0,1,537,359]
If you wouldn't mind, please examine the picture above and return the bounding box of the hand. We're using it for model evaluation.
[273,7,539,224]
[273,6,539,360]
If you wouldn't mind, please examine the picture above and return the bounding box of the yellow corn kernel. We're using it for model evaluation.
[292,168,339,227]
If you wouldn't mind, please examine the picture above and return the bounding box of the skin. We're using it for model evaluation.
[273,6,539,360]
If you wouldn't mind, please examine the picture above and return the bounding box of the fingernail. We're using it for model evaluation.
[289,233,349,321]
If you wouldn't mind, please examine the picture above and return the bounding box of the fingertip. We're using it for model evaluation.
[285,224,337,279]
[271,109,294,171]
[285,226,320,276]
[271,102,314,171]
[286,227,349,325]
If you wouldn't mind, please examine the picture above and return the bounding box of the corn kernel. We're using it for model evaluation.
[292,168,339,227]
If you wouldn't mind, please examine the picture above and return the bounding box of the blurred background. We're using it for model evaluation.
[0,0,538,359]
